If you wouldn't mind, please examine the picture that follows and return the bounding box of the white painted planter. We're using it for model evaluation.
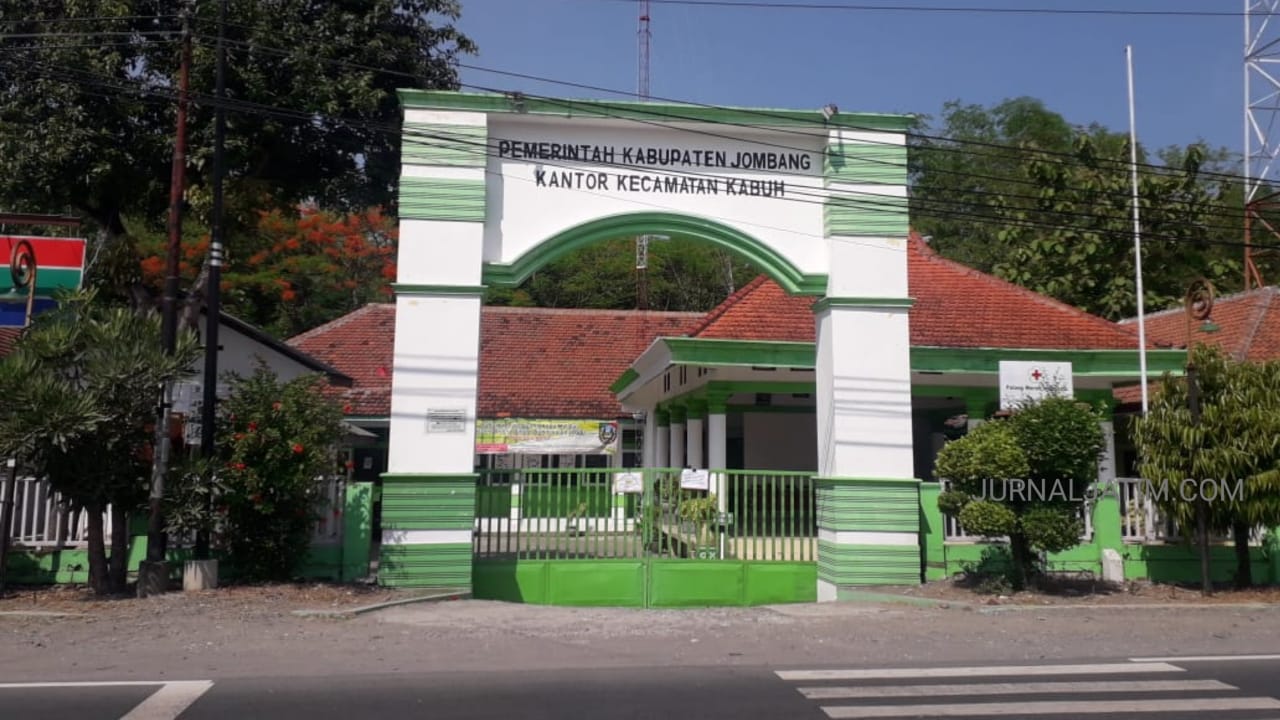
[183,559,219,592]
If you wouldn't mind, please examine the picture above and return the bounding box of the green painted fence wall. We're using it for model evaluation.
[472,559,817,607]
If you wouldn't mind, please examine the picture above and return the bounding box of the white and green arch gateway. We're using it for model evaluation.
[384,90,918,601]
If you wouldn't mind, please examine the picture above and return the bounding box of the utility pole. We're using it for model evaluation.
[196,0,229,561]
[141,4,192,596]
[1187,363,1212,596]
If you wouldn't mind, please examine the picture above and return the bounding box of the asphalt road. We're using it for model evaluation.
[3,655,1279,719]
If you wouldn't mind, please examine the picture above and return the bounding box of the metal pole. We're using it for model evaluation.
[1186,363,1212,595]
[0,459,15,593]
[1126,45,1150,415]
[146,7,192,573]
[195,0,229,561]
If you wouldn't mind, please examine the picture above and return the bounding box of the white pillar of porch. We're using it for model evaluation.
[707,410,727,471]
[642,408,658,468]
[669,404,687,468]
[686,400,706,469]
[655,409,671,469]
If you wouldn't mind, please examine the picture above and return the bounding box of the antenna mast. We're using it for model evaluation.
[636,0,653,309]
[1244,0,1279,290]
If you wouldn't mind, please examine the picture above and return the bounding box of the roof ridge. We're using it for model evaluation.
[1237,287,1277,361]
[481,306,702,318]
[912,243,1144,344]
[687,275,771,337]
[288,303,393,346]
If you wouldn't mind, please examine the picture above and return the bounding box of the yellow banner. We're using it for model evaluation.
[475,418,620,455]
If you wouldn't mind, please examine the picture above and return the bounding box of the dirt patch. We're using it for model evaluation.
[0,581,413,618]
[877,576,1280,605]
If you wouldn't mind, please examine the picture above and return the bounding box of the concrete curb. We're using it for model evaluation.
[834,591,974,609]
[292,590,471,618]
[976,601,1280,614]
[0,610,85,617]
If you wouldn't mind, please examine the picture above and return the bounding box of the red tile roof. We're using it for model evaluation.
[290,305,702,419]
[0,328,19,358]
[293,235,1159,419]
[1119,286,1280,361]
[693,235,1148,350]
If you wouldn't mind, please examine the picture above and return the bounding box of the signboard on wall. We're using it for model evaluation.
[475,418,620,455]
[999,361,1073,409]
[1,235,87,328]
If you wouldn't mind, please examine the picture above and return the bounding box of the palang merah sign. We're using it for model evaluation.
[999,361,1073,410]
[475,418,620,455]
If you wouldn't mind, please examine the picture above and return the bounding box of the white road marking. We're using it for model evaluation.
[820,696,1280,718]
[120,681,214,720]
[1131,653,1280,662]
[0,682,173,688]
[799,679,1235,699]
[776,662,1184,681]
[0,680,214,720]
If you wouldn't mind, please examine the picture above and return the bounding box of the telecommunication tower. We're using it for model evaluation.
[635,1,654,309]
[1243,0,1280,290]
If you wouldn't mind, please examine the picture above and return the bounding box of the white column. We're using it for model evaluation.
[708,411,727,470]
[686,415,704,469]
[669,420,686,468]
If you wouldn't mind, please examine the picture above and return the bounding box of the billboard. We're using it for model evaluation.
[475,418,620,455]
[1,235,87,327]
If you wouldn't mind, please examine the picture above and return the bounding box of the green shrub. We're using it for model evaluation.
[214,364,344,581]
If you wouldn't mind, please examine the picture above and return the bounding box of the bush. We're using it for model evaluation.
[935,396,1104,589]
[214,364,344,581]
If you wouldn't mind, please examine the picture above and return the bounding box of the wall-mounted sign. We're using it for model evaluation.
[426,408,467,433]
[999,361,1073,410]
[475,418,620,455]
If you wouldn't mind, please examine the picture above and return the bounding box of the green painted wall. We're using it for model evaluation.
[472,559,816,607]
[379,542,472,588]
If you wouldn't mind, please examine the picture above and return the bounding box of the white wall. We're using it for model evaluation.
[743,413,816,471]
[171,317,325,415]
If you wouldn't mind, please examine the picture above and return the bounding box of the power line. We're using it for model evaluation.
[598,0,1263,18]
[5,54,1269,251]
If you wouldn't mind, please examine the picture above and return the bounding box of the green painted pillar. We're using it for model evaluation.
[918,481,945,581]
[342,482,374,582]
[816,477,923,598]
[378,473,475,589]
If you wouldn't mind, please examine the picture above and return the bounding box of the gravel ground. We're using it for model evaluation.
[877,576,1280,605]
[3,586,1280,683]
[0,582,416,618]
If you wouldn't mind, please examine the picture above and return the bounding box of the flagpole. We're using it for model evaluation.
[1127,44,1149,414]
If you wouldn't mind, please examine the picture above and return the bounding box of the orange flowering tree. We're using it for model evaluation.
[136,205,396,337]
[214,363,344,581]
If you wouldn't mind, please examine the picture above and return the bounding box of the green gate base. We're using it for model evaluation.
[472,559,816,607]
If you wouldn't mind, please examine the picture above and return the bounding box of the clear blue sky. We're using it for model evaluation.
[454,0,1244,162]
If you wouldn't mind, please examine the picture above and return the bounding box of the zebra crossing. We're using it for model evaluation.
[775,661,1280,718]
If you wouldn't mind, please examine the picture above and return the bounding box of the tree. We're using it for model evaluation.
[936,397,1106,590]
[213,364,344,581]
[135,205,397,336]
[0,292,200,593]
[1132,344,1280,588]
[485,238,758,312]
[0,1,473,303]
[910,97,1252,318]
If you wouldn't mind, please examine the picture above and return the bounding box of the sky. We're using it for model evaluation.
[453,0,1249,164]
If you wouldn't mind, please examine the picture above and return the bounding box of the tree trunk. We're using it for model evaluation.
[1233,521,1253,589]
[108,504,129,592]
[85,503,110,595]
[1008,533,1030,591]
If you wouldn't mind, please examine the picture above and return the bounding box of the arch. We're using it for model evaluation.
[481,211,828,295]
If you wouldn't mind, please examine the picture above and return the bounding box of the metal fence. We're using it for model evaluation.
[3,475,343,549]
[473,468,816,562]
[939,479,1093,543]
